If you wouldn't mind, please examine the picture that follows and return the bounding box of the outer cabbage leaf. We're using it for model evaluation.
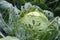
[0,36,19,40]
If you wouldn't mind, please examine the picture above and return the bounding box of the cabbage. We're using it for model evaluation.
[20,10,49,31]
[18,10,58,40]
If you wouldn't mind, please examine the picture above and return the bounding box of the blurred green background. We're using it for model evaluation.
[6,0,60,16]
